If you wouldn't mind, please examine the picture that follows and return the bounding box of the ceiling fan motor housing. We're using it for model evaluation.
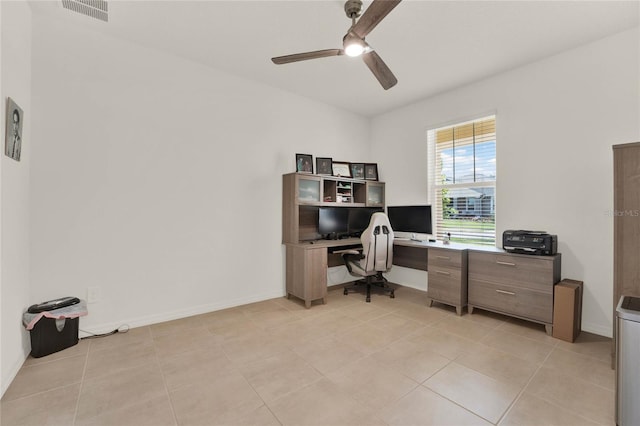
[344,0,363,19]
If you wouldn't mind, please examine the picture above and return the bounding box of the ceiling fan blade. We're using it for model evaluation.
[362,50,397,90]
[271,49,344,64]
[351,0,402,39]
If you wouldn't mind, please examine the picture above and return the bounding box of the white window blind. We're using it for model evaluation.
[428,116,496,246]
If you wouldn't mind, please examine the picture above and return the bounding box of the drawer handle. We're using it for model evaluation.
[496,261,516,267]
[436,256,450,260]
[495,289,516,296]
[436,270,451,276]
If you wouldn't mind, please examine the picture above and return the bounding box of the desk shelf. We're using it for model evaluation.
[323,178,363,204]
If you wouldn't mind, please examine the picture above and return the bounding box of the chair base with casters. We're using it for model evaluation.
[343,273,395,303]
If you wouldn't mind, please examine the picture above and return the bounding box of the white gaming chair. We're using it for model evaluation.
[342,212,395,302]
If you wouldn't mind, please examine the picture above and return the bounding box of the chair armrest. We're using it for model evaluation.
[341,251,365,274]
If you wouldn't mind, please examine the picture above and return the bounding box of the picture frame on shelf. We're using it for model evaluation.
[332,161,351,178]
[316,157,333,175]
[350,163,365,179]
[364,163,379,181]
[296,153,314,174]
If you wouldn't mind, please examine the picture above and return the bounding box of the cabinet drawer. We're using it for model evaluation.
[428,266,463,304]
[428,248,463,268]
[469,251,557,291]
[468,279,553,323]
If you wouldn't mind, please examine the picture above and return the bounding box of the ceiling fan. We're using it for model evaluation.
[271,0,401,90]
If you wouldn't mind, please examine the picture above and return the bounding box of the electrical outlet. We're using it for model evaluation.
[87,286,101,303]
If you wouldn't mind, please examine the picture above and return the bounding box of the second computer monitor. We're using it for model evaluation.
[387,205,433,235]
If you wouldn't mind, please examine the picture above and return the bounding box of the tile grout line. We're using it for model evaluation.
[494,341,557,425]
[523,345,617,420]
[153,336,181,426]
[71,339,91,425]
[419,363,498,425]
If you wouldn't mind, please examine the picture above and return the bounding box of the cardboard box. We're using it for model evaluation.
[553,279,583,342]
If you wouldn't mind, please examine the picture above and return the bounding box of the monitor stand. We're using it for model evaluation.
[410,233,423,242]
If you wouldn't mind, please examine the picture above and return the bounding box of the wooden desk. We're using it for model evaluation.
[286,237,561,332]
[285,238,470,310]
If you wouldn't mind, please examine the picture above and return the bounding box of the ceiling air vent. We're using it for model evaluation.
[62,0,108,22]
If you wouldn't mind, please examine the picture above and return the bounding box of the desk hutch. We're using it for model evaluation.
[282,173,385,307]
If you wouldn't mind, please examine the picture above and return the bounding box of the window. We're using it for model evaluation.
[428,115,496,245]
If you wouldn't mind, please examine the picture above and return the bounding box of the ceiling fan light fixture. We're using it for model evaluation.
[343,33,365,57]
[345,42,364,57]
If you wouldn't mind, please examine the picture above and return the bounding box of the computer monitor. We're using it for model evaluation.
[348,207,383,237]
[318,207,349,238]
[387,205,433,236]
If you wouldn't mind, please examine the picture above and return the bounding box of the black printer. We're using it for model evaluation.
[502,230,557,255]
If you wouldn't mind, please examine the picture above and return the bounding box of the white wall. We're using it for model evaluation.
[371,27,640,337]
[29,16,370,333]
[1,0,32,396]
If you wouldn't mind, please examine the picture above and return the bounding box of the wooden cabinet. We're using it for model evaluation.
[365,182,385,207]
[427,247,468,316]
[468,251,561,333]
[285,244,328,308]
[613,142,640,363]
[296,175,322,204]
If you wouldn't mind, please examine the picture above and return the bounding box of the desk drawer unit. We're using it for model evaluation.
[430,248,463,269]
[427,248,468,316]
[468,251,561,333]
[468,279,553,323]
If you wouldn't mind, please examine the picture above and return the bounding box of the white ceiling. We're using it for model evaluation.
[30,0,639,117]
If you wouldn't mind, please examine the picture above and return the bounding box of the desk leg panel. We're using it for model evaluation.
[286,246,328,308]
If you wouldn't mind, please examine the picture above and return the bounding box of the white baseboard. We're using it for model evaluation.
[79,290,285,336]
[581,322,612,338]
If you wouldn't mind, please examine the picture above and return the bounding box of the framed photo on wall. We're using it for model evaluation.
[296,153,314,174]
[332,161,351,178]
[316,157,333,175]
[5,97,23,162]
[364,163,379,181]
[350,163,365,179]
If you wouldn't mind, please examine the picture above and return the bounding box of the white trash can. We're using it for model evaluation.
[616,295,640,426]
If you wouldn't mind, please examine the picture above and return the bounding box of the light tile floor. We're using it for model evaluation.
[1,286,614,426]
